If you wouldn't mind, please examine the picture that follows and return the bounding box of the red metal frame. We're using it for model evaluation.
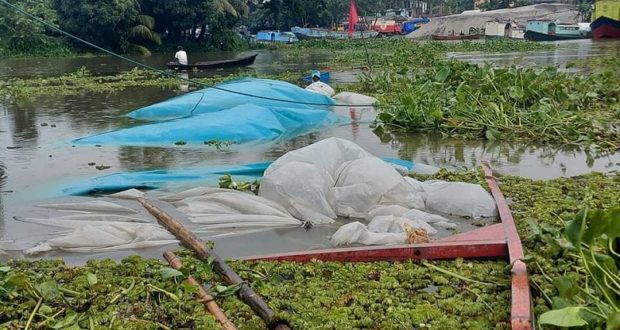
[244,163,533,329]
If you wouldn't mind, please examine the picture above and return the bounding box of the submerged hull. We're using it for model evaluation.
[166,54,257,70]
[591,16,620,38]
[523,30,588,41]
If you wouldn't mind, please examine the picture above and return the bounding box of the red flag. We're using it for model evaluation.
[349,0,358,37]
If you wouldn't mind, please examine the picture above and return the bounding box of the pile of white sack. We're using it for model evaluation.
[258,138,497,246]
[20,137,498,254]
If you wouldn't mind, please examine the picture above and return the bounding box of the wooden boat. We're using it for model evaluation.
[166,53,258,70]
[301,70,330,84]
[431,34,480,40]
[245,163,535,329]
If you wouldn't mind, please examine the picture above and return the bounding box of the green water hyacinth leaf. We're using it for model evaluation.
[86,272,97,286]
[539,307,588,327]
[509,86,524,100]
[553,276,579,299]
[608,312,620,330]
[434,67,450,82]
[36,280,60,300]
[160,267,184,280]
[566,208,588,249]
[0,265,10,272]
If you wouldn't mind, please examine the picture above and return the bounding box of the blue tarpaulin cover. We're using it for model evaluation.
[127,78,335,121]
[63,159,414,196]
[72,78,347,146]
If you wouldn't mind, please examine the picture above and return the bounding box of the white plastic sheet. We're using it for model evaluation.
[330,222,406,246]
[109,189,145,200]
[26,224,176,254]
[421,180,498,218]
[37,201,137,214]
[259,138,426,223]
[169,188,303,229]
[329,157,425,217]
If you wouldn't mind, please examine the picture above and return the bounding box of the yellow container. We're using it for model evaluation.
[592,0,620,21]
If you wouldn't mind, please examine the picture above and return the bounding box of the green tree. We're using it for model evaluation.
[0,0,72,55]
[54,0,160,54]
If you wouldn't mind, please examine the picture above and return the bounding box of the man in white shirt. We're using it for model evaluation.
[174,46,188,65]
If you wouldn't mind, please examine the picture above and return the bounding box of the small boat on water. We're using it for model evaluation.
[431,34,480,40]
[590,0,620,39]
[255,31,299,44]
[166,53,258,70]
[301,70,330,84]
[292,26,379,40]
[291,27,330,40]
[523,20,590,41]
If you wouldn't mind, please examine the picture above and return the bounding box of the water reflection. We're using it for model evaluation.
[10,99,39,145]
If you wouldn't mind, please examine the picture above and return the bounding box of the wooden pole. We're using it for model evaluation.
[163,251,237,330]
[138,198,290,330]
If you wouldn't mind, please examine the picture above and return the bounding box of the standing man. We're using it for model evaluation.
[174,46,188,65]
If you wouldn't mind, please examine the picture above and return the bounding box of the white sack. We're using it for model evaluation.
[260,138,425,223]
[332,92,378,106]
[367,215,438,235]
[422,180,498,218]
[188,214,300,226]
[259,162,336,224]
[409,163,441,175]
[330,222,405,247]
[306,82,335,97]
[365,205,450,224]
[25,224,176,254]
[109,189,145,200]
[37,201,137,214]
[329,157,425,217]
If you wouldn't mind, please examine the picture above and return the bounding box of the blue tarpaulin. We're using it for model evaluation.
[73,104,349,146]
[63,159,415,196]
[72,78,347,147]
[127,78,334,121]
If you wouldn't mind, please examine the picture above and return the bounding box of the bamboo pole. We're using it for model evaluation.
[138,198,290,330]
[163,251,237,330]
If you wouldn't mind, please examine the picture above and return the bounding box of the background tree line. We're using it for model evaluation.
[2,0,589,57]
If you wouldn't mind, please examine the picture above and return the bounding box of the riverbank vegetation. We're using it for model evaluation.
[357,42,620,151]
[1,171,618,328]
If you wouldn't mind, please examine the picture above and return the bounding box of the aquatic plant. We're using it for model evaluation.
[362,44,620,151]
[1,171,619,328]
[536,207,619,329]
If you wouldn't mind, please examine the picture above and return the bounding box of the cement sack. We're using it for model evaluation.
[37,201,137,214]
[422,180,498,218]
[332,92,378,106]
[306,82,335,97]
[365,205,449,224]
[367,215,438,235]
[330,222,405,246]
[329,157,425,217]
[109,189,145,200]
[26,223,176,254]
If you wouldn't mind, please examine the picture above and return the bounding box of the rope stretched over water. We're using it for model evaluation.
[0,0,381,108]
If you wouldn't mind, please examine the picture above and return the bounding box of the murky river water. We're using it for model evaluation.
[1,40,618,262]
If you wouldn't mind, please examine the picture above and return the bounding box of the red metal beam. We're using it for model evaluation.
[244,240,507,262]
[482,163,533,329]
